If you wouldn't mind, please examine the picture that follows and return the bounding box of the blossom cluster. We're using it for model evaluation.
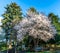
[14,11,56,42]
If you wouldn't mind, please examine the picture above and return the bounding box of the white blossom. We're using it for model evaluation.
[14,11,56,42]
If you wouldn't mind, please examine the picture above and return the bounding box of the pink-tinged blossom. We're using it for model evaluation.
[14,11,56,42]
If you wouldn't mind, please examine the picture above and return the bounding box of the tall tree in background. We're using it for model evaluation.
[28,7,38,13]
[2,2,22,50]
[48,13,60,43]
[27,7,39,15]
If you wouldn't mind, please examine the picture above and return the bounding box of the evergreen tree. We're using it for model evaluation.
[48,13,60,43]
[27,7,39,14]
[2,2,22,49]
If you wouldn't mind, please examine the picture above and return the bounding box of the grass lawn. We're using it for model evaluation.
[26,50,60,53]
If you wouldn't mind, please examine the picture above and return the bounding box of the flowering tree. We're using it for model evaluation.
[14,10,56,48]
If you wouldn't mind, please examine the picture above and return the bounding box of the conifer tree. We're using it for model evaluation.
[2,2,22,49]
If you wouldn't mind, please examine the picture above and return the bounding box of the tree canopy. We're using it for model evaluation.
[48,13,60,43]
[2,2,23,47]
[14,10,56,42]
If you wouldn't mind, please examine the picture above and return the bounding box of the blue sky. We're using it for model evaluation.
[0,0,60,18]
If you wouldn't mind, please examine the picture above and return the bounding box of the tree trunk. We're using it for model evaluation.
[33,39,39,53]
[6,40,8,53]
[14,41,17,53]
[54,44,56,50]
